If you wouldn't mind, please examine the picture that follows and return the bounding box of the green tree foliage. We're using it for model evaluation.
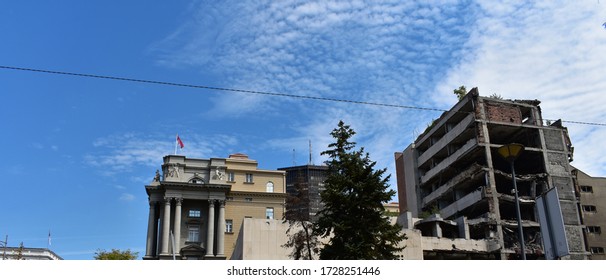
[453,85,467,100]
[314,121,406,260]
[94,248,139,260]
[283,170,320,260]
[489,93,503,99]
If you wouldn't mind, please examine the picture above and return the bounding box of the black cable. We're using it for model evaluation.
[0,65,446,113]
[2,65,606,127]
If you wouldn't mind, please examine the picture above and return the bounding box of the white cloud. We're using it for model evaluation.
[85,132,240,175]
[434,0,606,176]
[150,0,606,193]
[119,193,135,201]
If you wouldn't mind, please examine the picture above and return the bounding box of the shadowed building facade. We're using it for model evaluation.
[278,164,328,222]
[143,154,285,260]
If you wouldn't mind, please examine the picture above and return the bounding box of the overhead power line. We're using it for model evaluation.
[1,65,605,127]
[0,65,445,112]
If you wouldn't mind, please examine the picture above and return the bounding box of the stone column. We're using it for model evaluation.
[145,201,157,257]
[161,197,172,255]
[173,198,183,255]
[216,200,226,257]
[433,223,443,238]
[205,200,215,257]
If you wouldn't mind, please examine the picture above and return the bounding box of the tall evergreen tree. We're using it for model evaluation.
[315,121,406,260]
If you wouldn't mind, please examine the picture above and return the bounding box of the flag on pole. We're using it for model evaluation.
[177,135,184,149]
[175,134,185,155]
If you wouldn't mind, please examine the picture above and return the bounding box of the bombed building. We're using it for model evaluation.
[394,88,587,259]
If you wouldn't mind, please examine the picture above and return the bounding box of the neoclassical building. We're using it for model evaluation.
[143,154,286,260]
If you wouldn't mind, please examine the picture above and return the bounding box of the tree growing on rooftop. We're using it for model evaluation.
[314,121,406,260]
[454,85,467,100]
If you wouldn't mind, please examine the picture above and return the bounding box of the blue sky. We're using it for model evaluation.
[1,1,605,260]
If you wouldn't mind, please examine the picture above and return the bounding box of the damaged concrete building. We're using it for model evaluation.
[394,88,587,259]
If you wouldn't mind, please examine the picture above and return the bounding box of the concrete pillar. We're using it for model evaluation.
[173,198,182,255]
[161,197,172,255]
[397,211,413,229]
[145,201,157,257]
[433,223,443,238]
[205,200,215,257]
[456,216,470,239]
[216,200,225,257]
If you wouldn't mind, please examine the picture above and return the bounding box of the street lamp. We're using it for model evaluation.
[497,143,526,260]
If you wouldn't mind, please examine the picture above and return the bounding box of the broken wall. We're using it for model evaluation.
[484,101,522,124]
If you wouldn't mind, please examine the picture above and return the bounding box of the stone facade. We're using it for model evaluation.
[143,154,285,260]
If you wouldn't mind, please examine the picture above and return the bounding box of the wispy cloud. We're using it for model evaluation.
[152,0,476,185]
[119,193,135,201]
[152,0,606,184]
[84,132,240,175]
[434,1,606,176]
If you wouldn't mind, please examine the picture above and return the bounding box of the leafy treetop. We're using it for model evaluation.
[94,249,139,260]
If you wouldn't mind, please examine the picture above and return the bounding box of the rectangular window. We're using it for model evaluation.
[245,197,253,202]
[581,185,593,193]
[266,207,274,219]
[227,172,235,182]
[225,220,233,233]
[189,209,201,218]
[588,226,602,234]
[583,205,597,212]
[245,173,254,183]
[590,247,605,254]
[188,225,200,242]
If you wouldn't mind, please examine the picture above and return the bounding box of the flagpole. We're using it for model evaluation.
[175,134,178,155]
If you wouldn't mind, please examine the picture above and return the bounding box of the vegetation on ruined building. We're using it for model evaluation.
[489,93,503,99]
[93,248,139,260]
[453,85,467,100]
[418,205,440,219]
[314,121,406,260]
[422,118,437,135]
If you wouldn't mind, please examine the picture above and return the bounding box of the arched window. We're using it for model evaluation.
[266,181,274,192]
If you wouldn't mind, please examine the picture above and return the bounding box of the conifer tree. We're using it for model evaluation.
[314,121,406,260]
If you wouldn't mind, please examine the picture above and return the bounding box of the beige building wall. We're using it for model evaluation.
[232,217,497,260]
[574,168,606,259]
[224,153,286,259]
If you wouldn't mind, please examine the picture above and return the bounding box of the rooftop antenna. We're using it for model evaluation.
[309,140,313,165]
